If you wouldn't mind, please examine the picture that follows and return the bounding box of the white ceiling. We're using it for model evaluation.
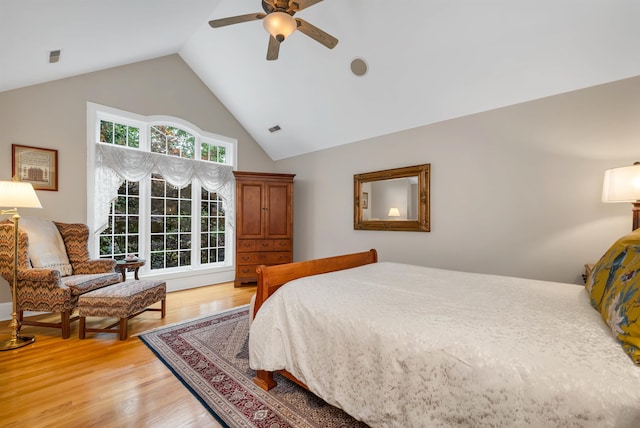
[3,1,640,160]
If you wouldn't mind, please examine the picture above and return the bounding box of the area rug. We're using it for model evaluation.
[139,305,367,428]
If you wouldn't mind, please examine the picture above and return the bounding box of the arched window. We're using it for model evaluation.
[87,103,237,278]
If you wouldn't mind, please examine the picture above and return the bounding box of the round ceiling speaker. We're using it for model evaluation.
[350,58,368,77]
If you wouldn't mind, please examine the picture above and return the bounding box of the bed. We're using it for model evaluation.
[248,237,640,427]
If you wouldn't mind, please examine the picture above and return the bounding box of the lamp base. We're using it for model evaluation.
[0,334,35,351]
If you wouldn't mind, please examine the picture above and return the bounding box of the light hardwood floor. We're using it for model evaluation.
[0,282,255,428]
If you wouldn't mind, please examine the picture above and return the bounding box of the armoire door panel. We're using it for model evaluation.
[238,183,264,238]
[265,183,291,238]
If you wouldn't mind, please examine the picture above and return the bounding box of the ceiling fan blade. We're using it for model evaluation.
[291,0,324,12]
[267,35,280,61]
[295,18,338,49]
[209,13,266,28]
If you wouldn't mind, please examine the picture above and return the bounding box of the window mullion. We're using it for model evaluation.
[141,123,151,151]
[192,135,201,269]
[137,124,149,270]
[138,176,150,271]
[192,180,201,269]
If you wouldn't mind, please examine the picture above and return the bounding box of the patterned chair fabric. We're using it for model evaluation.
[78,279,166,318]
[0,219,120,338]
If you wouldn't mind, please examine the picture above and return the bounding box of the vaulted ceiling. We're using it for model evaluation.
[3,1,640,160]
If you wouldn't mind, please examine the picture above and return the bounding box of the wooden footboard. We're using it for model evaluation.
[252,248,378,391]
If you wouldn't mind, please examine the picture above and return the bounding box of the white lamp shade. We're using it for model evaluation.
[602,165,640,203]
[0,181,42,209]
[388,207,400,217]
[263,11,297,40]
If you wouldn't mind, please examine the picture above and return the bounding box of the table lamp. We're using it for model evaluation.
[388,207,400,219]
[0,180,42,351]
[602,162,640,231]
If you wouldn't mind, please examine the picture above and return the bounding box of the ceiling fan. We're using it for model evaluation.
[208,0,338,60]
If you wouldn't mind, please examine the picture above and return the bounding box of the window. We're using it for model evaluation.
[99,181,140,260]
[88,103,236,278]
[200,188,226,265]
[100,120,140,148]
[149,174,194,269]
[150,125,195,157]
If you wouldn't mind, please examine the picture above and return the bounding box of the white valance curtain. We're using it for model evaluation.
[94,143,234,233]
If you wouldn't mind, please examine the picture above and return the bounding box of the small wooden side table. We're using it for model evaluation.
[115,259,146,282]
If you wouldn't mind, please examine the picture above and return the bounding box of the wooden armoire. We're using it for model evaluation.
[233,171,295,287]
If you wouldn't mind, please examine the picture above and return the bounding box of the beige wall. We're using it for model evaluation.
[0,54,274,306]
[275,76,640,284]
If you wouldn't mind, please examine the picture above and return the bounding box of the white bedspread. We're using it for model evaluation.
[249,262,640,427]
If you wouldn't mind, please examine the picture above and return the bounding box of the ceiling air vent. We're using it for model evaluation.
[268,125,281,133]
[49,50,61,63]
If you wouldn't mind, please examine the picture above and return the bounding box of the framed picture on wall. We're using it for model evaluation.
[12,144,59,191]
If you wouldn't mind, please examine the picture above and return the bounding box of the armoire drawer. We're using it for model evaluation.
[236,256,293,279]
[261,252,292,264]
[237,240,257,252]
[236,265,259,278]
[237,253,259,264]
[255,240,274,251]
[272,239,292,251]
[239,239,292,252]
[237,252,292,265]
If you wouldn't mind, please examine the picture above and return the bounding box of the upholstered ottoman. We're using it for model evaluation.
[78,279,166,340]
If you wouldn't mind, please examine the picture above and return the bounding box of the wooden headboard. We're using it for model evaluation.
[253,249,378,317]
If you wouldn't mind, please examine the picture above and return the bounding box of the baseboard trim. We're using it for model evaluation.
[0,303,45,323]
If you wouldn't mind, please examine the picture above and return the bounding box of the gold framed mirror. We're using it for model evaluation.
[354,164,430,232]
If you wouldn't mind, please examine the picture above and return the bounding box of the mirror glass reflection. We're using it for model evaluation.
[361,177,418,221]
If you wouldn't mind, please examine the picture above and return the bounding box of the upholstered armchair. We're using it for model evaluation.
[0,219,121,339]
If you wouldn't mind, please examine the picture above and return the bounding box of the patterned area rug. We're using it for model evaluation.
[139,305,367,428]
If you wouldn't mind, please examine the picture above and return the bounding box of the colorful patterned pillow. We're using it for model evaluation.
[587,230,640,365]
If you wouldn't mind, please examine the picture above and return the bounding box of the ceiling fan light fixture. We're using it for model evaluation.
[263,11,297,41]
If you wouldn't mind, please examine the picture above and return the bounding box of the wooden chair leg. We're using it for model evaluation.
[119,318,128,340]
[61,310,71,339]
[161,298,166,318]
[79,317,86,339]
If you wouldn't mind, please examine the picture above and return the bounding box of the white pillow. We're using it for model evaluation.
[20,217,73,276]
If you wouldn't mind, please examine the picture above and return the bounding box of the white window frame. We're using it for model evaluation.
[86,102,238,289]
